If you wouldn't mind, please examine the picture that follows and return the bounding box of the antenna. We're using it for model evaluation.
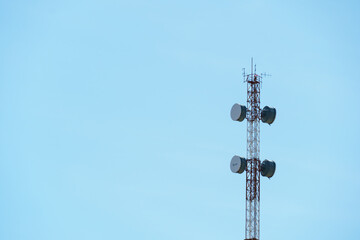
[261,72,271,78]
[251,57,253,76]
[229,59,277,240]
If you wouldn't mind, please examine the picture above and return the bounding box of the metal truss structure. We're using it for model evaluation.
[230,58,276,240]
[245,60,261,240]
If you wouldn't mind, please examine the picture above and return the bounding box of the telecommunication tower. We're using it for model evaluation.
[230,59,277,240]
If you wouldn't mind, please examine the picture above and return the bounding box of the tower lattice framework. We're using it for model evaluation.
[245,65,261,240]
[229,59,276,240]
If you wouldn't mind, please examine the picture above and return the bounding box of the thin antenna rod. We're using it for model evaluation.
[251,57,253,76]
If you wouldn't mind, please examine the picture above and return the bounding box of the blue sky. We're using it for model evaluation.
[0,0,360,239]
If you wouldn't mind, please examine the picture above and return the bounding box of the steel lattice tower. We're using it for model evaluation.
[245,60,261,240]
[230,59,277,240]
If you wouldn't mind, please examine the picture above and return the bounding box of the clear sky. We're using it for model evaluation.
[1,1,360,239]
